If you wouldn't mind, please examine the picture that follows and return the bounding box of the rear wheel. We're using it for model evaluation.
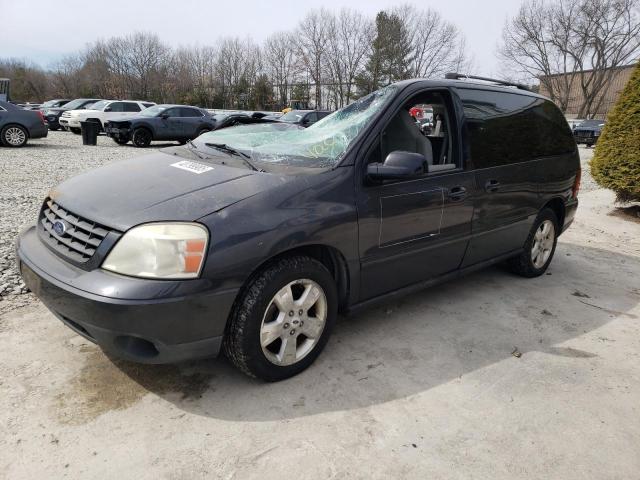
[132,128,152,148]
[224,256,337,381]
[508,208,558,277]
[1,125,28,147]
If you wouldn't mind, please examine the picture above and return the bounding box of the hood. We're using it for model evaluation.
[49,150,292,231]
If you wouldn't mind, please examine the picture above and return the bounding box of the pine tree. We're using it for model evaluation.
[591,62,640,202]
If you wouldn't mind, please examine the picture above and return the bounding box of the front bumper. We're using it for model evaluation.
[104,124,132,139]
[59,117,81,128]
[17,225,238,363]
[45,114,61,128]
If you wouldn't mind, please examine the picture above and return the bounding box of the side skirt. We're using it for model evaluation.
[346,248,523,315]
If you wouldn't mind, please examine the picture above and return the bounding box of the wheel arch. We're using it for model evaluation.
[543,197,566,232]
[235,244,351,315]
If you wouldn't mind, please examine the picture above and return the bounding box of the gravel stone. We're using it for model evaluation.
[0,130,166,300]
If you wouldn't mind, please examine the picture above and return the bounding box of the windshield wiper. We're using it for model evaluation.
[204,142,262,172]
[186,139,206,160]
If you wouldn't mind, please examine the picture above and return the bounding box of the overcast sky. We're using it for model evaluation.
[0,0,521,76]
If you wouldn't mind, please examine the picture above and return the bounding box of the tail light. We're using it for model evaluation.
[572,167,581,199]
[36,110,45,124]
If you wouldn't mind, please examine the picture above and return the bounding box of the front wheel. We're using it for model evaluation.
[113,137,129,145]
[224,256,337,381]
[508,208,558,277]
[132,128,152,148]
[1,125,28,147]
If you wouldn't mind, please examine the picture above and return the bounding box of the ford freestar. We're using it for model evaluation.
[17,75,580,381]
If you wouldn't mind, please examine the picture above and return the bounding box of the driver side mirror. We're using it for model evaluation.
[367,151,427,181]
[104,106,112,112]
[160,112,170,119]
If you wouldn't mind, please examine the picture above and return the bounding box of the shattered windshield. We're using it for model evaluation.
[195,85,397,168]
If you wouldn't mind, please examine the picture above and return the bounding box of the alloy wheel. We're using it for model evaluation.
[5,127,26,146]
[531,219,555,269]
[260,279,327,366]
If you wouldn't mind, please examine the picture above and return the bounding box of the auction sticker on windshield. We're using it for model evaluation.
[170,161,214,174]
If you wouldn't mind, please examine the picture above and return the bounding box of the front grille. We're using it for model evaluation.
[39,198,111,263]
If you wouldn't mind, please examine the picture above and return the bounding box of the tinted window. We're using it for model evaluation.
[458,89,575,168]
[180,107,203,118]
[108,102,125,113]
[123,102,141,112]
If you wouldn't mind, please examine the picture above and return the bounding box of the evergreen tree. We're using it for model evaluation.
[591,62,640,202]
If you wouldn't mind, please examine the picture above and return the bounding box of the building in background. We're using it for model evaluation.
[539,64,635,120]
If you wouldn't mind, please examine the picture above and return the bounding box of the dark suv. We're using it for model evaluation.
[573,119,605,147]
[104,104,216,147]
[17,76,580,381]
[279,109,331,127]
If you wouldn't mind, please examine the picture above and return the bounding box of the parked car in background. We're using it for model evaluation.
[39,99,70,110]
[0,100,47,147]
[278,109,331,127]
[60,100,155,134]
[566,118,586,130]
[262,112,283,121]
[105,104,216,147]
[573,119,605,146]
[17,76,580,381]
[42,98,101,131]
[211,113,278,130]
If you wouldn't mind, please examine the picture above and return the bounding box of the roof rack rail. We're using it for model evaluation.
[445,72,530,91]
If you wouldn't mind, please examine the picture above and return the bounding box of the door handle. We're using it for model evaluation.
[448,186,467,201]
[484,179,501,193]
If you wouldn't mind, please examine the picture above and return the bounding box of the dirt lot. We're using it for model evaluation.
[1,140,639,479]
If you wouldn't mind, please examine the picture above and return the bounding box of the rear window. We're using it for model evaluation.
[123,103,141,112]
[458,89,575,168]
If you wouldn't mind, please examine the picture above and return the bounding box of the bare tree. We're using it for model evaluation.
[500,0,640,117]
[296,9,330,108]
[393,5,469,79]
[264,32,299,108]
[325,9,372,107]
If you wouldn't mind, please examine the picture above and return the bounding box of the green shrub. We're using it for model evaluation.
[591,61,640,202]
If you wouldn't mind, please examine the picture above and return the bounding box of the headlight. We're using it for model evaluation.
[102,223,209,279]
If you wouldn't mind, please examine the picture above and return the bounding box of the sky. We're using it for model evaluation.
[0,0,521,77]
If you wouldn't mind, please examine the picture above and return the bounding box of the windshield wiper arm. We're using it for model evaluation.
[186,139,206,160]
[204,142,261,172]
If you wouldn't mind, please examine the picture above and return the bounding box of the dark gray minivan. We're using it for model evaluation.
[17,76,580,381]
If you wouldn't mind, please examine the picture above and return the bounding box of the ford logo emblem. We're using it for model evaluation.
[53,220,67,236]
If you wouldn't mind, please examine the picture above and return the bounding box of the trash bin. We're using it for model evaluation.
[80,121,99,146]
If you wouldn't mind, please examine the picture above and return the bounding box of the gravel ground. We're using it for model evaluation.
[0,131,170,302]
[0,138,599,304]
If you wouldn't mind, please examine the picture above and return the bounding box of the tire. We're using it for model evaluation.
[224,255,338,381]
[113,137,129,145]
[70,127,81,135]
[132,128,152,148]
[508,208,559,277]
[1,125,28,147]
[49,126,59,131]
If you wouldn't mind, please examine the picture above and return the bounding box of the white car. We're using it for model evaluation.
[59,100,155,133]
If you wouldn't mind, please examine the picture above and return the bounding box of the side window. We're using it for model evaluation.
[123,103,141,112]
[370,90,457,171]
[457,89,573,169]
[180,107,203,118]
[164,108,180,117]
[108,102,125,112]
[305,112,318,124]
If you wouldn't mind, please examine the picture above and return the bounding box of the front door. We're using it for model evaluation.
[356,89,475,301]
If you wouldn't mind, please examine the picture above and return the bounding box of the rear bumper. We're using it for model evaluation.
[17,225,238,363]
[562,198,578,233]
[30,124,48,139]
